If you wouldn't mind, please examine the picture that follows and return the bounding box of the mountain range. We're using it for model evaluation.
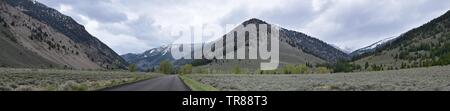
[354,9,450,70]
[1,0,449,72]
[122,18,352,71]
[0,0,127,69]
[350,37,397,57]
[124,11,450,72]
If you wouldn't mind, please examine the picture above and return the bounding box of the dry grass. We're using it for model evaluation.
[0,68,162,91]
[187,66,450,91]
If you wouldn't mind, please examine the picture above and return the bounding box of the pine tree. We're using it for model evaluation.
[128,64,137,72]
[364,62,369,70]
[159,60,173,74]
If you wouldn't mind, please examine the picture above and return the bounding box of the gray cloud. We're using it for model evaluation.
[36,0,450,54]
[301,0,450,50]
[39,0,127,23]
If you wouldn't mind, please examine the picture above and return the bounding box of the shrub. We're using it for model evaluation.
[364,62,369,70]
[0,68,160,91]
[232,66,241,74]
[0,86,13,91]
[295,64,309,74]
[58,81,87,91]
[128,64,137,72]
[195,68,209,74]
[315,67,331,74]
[282,64,295,74]
[180,64,193,74]
[58,81,77,91]
[159,60,173,74]
[333,61,357,73]
[71,84,88,91]
[281,64,309,74]
[15,85,35,91]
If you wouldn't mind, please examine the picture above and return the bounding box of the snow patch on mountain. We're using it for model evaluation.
[350,36,398,56]
[362,37,396,50]
[330,44,352,54]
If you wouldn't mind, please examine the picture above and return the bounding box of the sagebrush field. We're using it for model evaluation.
[0,68,161,91]
[186,66,450,91]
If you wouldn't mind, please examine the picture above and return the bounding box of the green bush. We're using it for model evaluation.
[333,61,357,73]
[364,62,369,70]
[159,60,173,74]
[315,67,331,74]
[180,64,193,74]
[128,64,137,72]
[58,81,88,91]
[296,64,309,74]
[232,66,241,74]
[282,64,295,74]
[282,64,309,74]
[194,68,209,74]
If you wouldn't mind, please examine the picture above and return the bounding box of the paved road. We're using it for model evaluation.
[103,75,191,91]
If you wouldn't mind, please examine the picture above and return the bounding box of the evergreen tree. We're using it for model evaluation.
[159,60,173,74]
[128,64,137,72]
[365,62,369,70]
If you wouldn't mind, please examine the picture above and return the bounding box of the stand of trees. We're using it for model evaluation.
[159,60,173,74]
[128,64,137,72]
[179,64,193,74]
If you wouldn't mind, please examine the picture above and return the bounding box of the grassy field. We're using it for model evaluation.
[0,68,162,91]
[3,66,450,91]
[186,66,450,91]
[179,75,219,91]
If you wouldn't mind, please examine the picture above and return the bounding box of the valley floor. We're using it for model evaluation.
[186,66,450,91]
[0,68,161,91]
[1,66,450,91]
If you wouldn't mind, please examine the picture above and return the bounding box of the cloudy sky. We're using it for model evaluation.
[36,0,450,54]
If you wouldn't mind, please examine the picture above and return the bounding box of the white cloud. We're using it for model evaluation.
[312,0,335,12]
[37,0,450,54]
[300,0,450,50]
[58,4,72,13]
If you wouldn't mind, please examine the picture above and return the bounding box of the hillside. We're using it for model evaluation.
[194,19,351,73]
[353,10,450,71]
[124,18,351,72]
[0,0,127,69]
[122,45,179,71]
[350,37,397,57]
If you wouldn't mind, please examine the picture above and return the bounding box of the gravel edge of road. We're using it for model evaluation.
[177,75,193,91]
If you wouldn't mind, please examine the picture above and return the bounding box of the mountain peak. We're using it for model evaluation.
[242,18,268,25]
[1,0,128,69]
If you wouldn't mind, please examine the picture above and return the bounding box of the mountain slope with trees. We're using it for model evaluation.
[353,10,450,71]
[0,0,127,69]
[124,18,351,73]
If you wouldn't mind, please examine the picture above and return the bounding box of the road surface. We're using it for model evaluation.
[103,75,191,91]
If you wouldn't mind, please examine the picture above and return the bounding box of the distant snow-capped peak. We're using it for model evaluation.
[143,45,172,56]
[330,44,352,54]
[361,37,397,50]
[350,36,398,56]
